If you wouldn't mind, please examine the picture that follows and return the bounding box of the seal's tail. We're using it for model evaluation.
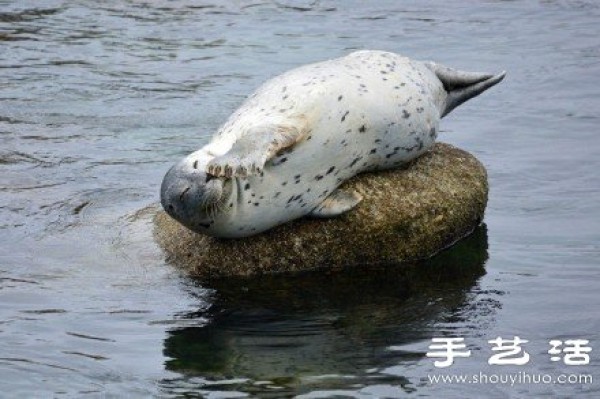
[425,62,506,117]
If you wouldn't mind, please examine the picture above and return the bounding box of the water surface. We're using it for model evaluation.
[1,1,599,397]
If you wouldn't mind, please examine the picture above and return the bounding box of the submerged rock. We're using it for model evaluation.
[154,143,488,279]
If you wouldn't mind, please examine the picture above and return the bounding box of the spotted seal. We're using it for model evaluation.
[161,50,504,238]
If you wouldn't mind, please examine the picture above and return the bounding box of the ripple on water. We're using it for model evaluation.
[0,1,599,398]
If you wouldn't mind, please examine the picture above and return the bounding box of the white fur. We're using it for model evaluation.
[165,51,449,237]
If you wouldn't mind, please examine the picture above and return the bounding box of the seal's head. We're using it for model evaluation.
[160,150,234,234]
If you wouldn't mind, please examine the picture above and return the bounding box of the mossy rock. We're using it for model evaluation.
[154,143,488,279]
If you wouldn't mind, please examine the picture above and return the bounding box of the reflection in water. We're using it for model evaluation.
[2,1,597,397]
[161,225,493,395]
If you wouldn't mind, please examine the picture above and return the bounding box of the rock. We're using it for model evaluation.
[154,143,488,279]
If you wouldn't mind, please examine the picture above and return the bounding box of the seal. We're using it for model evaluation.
[161,50,505,238]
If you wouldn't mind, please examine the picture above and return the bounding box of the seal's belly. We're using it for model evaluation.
[228,111,439,235]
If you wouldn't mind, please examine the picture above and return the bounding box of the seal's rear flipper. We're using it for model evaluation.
[309,189,363,218]
[206,122,308,178]
[425,62,506,117]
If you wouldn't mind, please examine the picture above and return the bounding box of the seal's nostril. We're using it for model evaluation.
[179,187,190,201]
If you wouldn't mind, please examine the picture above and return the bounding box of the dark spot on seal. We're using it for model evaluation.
[279,157,287,164]
[229,203,233,208]
[315,174,324,181]
[244,183,250,190]
[349,157,362,167]
[370,148,377,154]
[192,160,198,169]
[359,125,366,133]
[326,166,335,175]
[254,202,259,207]
[294,174,301,180]
[282,181,288,186]
[274,192,281,198]
[402,110,411,119]
[416,137,424,151]
[338,95,343,101]
[341,111,349,122]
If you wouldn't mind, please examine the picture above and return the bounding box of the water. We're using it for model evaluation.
[1,0,598,397]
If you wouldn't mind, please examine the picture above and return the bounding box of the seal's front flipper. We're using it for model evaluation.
[309,189,363,218]
[206,123,307,178]
[425,62,506,117]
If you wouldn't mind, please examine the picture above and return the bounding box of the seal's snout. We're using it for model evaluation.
[160,162,224,230]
